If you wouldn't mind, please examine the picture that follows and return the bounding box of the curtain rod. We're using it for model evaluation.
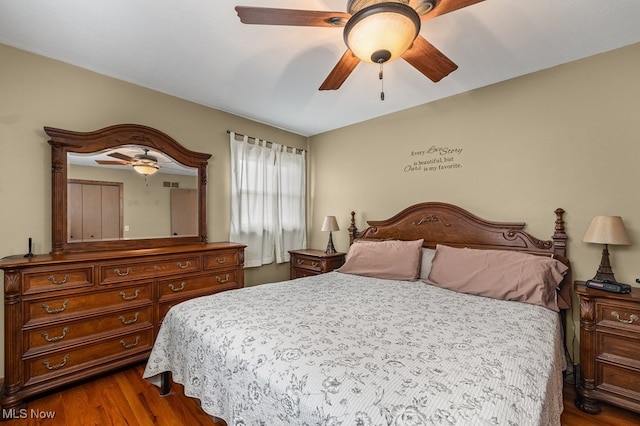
[227,130,305,154]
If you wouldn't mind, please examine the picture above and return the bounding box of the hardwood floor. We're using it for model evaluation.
[2,363,639,425]
[561,384,640,426]
[1,364,221,426]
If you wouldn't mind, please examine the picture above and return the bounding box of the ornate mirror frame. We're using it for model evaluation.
[47,124,211,254]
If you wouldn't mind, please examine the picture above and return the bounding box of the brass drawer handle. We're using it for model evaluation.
[43,354,70,371]
[120,289,141,301]
[216,274,230,284]
[119,312,140,325]
[216,257,227,264]
[42,327,69,343]
[611,311,639,324]
[42,300,69,314]
[311,261,319,267]
[168,282,186,292]
[48,274,70,285]
[114,267,132,277]
[120,336,141,349]
[177,261,191,269]
[296,259,304,265]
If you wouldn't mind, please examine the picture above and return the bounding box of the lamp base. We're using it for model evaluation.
[325,231,336,254]
[591,272,617,283]
[592,244,617,283]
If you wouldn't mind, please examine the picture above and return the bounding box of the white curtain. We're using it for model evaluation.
[274,143,306,263]
[230,132,306,267]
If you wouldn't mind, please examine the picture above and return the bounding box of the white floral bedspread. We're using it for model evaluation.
[143,272,565,425]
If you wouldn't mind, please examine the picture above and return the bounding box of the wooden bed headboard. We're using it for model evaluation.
[348,202,572,309]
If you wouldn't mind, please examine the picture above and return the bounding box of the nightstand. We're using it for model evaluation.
[288,249,346,279]
[575,281,640,414]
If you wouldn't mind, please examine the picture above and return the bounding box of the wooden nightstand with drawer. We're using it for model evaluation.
[289,249,345,279]
[575,281,640,415]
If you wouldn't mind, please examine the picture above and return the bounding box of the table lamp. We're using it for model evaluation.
[582,215,631,283]
[321,216,339,254]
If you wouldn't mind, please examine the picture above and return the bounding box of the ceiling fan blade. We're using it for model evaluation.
[96,160,129,165]
[402,35,458,82]
[235,6,350,27]
[319,50,361,91]
[108,152,134,162]
[422,0,484,20]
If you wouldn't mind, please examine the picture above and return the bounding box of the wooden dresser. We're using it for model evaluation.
[289,249,345,279]
[575,281,640,414]
[0,242,245,413]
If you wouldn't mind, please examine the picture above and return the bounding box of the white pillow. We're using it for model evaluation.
[419,248,436,280]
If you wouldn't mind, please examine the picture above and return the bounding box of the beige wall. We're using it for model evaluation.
[2,40,639,376]
[309,42,640,361]
[0,43,307,376]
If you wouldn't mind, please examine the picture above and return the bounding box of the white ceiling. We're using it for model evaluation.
[1,0,640,136]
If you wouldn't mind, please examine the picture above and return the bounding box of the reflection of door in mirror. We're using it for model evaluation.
[170,188,197,236]
[68,179,123,242]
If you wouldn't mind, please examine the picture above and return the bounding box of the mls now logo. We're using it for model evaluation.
[2,408,27,419]
[3,408,56,419]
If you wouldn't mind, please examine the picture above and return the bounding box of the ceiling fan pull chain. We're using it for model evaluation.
[379,60,385,101]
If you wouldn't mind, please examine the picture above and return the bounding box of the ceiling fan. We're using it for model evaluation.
[235,0,484,91]
[96,148,160,176]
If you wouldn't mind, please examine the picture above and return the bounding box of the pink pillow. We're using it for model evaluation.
[425,244,568,311]
[337,239,424,281]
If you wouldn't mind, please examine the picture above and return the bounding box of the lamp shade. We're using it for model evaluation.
[582,216,631,245]
[344,3,420,64]
[321,216,340,232]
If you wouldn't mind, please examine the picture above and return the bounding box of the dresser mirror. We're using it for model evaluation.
[47,124,211,254]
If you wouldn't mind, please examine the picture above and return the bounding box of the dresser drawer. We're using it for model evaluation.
[292,255,323,272]
[204,250,241,270]
[597,330,640,369]
[23,327,153,386]
[24,306,153,355]
[23,266,93,295]
[99,255,201,284]
[24,283,152,325]
[597,302,640,332]
[597,362,640,400]
[158,271,240,301]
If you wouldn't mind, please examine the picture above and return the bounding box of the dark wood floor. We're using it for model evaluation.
[2,363,639,425]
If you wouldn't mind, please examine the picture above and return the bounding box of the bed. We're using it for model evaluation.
[143,202,572,425]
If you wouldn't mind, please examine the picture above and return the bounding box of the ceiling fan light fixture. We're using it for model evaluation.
[344,2,420,64]
[133,161,159,176]
[133,149,159,176]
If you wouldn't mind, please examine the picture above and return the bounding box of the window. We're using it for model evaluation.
[229,133,306,267]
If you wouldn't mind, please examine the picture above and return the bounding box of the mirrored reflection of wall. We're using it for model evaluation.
[68,179,123,242]
[68,164,198,240]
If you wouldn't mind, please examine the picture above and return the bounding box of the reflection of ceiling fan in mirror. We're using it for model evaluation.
[235,0,484,91]
[96,148,160,176]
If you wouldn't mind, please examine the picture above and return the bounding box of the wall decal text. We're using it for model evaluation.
[404,145,464,173]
